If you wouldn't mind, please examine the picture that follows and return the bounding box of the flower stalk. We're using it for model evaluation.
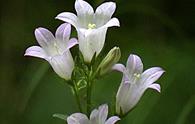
[86,66,94,116]
[72,80,83,113]
[86,78,92,116]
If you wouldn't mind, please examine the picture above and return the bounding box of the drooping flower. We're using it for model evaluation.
[67,104,120,124]
[56,0,120,63]
[113,54,165,116]
[24,23,78,80]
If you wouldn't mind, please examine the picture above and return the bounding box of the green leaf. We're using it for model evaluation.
[53,113,68,121]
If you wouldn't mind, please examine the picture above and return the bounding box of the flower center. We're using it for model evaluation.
[87,23,96,29]
[133,73,141,79]
[128,73,141,84]
[54,42,61,55]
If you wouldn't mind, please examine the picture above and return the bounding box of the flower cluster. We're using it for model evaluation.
[24,0,164,123]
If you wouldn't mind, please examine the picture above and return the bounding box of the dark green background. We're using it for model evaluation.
[1,0,195,124]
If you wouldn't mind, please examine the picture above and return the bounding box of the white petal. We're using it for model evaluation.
[78,28,107,62]
[67,38,78,50]
[95,2,116,26]
[24,46,47,59]
[67,117,78,124]
[95,2,116,18]
[148,83,161,92]
[117,76,148,115]
[55,23,71,43]
[77,29,96,62]
[102,18,120,28]
[56,12,78,28]
[75,0,94,27]
[116,82,130,114]
[98,104,108,123]
[141,67,165,86]
[75,0,94,16]
[34,27,55,49]
[90,108,99,122]
[112,63,126,73]
[126,86,146,113]
[105,116,120,124]
[126,54,143,76]
[67,113,89,124]
[48,51,74,80]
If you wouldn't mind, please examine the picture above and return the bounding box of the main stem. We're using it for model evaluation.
[72,81,83,112]
[86,77,92,116]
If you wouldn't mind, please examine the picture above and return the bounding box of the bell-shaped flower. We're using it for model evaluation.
[24,23,78,80]
[56,0,120,63]
[67,104,120,124]
[113,54,165,116]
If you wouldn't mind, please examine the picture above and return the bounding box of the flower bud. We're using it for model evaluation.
[98,47,121,76]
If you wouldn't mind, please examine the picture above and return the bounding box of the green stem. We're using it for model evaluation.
[86,78,92,116]
[72,81,83,112]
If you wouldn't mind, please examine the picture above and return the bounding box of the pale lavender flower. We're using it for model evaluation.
[56,0,120,62]
[25,23,78,80]
[67,104,120,124]
[113,54,165,115]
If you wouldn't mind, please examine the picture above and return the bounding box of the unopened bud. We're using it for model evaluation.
[97,47,121,76]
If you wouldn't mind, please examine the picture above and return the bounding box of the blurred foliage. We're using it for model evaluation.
[1,0,195,124]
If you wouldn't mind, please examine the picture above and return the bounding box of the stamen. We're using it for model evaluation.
[133,73,141,78]
[88,23,96,29]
